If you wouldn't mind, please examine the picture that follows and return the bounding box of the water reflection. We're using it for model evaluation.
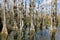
[25,26,51,40]
[25,27,30,40]
[2,26,60,40]
[34,28,50,40]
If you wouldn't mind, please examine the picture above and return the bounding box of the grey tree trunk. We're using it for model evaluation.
[22,0,27,40]
[29,0,35,40]
[51,0,57,40]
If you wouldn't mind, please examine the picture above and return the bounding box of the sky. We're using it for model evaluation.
[24,0,60,14]
[40,0,60,14]
[0,0,60,14]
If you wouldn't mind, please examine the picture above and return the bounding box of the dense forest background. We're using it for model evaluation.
[0,0,60,40]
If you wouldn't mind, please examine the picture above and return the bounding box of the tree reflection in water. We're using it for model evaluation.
[24,27,51,40]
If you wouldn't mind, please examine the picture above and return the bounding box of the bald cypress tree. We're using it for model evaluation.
[28,0,35,40]
[1,0,8,40]
[51,0,57,40]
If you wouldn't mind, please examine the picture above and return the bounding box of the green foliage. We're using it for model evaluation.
[44,15,51,26]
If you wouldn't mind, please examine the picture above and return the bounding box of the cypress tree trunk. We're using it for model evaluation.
[1,0,8,40]
[22,0,27,40]
[40,8,44,31]
[29,0,35,40]
[51,0,57,40]
[18,0,23,40]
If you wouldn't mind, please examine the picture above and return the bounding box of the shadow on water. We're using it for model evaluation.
[0,17,3,32]
[0,17,3,40]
